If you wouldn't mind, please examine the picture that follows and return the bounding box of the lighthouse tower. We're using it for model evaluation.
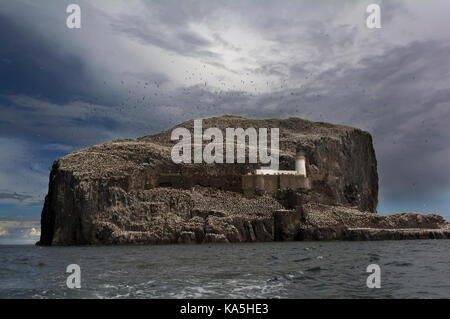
[295,145,307,177]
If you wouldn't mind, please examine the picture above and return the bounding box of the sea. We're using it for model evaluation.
[0,240,448,299]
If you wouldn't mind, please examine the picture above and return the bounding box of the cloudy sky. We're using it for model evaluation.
[0,0,449,242]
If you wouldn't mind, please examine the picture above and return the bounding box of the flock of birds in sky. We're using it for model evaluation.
[85,63,337,137]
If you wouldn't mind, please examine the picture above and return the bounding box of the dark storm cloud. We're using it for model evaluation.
[0,15,90,104]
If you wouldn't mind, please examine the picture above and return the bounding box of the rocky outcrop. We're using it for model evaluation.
[297,204,450,240]
[38,115,448,245]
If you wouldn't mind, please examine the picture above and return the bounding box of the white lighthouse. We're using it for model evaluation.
[255,145,308,176]
[295,145,307,177]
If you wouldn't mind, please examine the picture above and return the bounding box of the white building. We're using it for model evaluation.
[256,145,307,177]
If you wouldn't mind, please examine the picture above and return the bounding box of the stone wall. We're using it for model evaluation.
[242,174,310,196]
[156,174,242,192]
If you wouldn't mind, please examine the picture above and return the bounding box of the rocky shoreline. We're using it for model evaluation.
[38,116,449,245]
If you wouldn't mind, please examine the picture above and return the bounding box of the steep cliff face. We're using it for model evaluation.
[39,115,382,245]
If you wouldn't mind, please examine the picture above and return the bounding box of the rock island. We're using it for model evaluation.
[38,116,449,245]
